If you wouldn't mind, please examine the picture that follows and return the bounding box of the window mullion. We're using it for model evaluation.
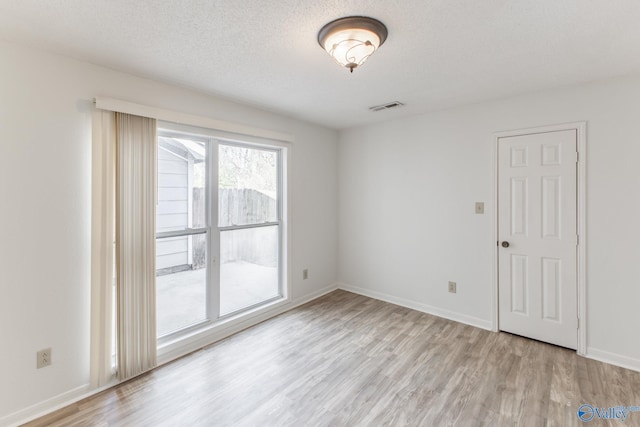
[156,228,208,239]
[277,149,284,298]
[218,222,280,232]
[208,138,221,321]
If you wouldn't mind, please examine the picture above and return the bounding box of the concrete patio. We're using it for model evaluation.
[156,261,279,336]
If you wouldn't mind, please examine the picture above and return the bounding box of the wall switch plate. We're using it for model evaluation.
[475,202,484,214]
[37,348,52,369]
[303,269,309,280]
[448,281,457,293]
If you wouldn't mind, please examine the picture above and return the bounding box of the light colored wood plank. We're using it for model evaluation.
[25,290,640,427]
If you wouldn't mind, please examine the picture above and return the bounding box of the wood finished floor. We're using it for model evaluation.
[26,290,640,427]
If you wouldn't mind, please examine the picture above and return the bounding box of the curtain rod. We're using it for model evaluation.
[93,97,294,143]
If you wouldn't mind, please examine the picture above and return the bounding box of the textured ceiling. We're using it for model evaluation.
[1,0,640,129]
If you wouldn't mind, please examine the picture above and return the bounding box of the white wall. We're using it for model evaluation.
[0,40,338,422]
[338,75,640,369]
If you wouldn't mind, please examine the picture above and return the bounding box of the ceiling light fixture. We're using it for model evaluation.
[317,16,388,73]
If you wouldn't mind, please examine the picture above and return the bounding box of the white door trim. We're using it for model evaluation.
[491,122,587,355]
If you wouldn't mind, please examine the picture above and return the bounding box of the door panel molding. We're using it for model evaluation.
[492,122,586,355]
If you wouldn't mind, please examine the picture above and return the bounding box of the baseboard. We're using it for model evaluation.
[2,284,339,427]
[291,283,340,306]
[0,383,93,427]
[337,282,493,331]
[586,347,640,373]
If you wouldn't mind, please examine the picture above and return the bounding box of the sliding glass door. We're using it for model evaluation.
[218,144,281,315]
[155,129,284,340]
[156,135,209,337]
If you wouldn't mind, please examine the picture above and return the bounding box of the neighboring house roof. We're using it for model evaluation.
[159,136,205,162]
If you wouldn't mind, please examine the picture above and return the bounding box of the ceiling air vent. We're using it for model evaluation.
[369,101,405,112]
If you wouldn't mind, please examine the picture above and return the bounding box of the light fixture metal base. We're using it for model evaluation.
[317,16,388,48]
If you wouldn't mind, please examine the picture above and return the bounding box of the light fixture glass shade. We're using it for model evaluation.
[322,28,380,70]
[318,16,388,73]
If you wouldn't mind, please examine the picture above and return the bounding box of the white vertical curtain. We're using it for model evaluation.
[90,110,117,387]
[115,112,158,381]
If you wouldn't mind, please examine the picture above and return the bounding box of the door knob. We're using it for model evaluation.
[501,241,510,248]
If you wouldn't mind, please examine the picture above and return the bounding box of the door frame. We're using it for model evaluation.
[491,122,587,355]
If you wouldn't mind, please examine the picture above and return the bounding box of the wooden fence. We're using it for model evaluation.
[191,188,277,269]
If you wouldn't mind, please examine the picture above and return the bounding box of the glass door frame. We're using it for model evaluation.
[216,140,284,318]
[156,126,287,345]
[156,130,213,341]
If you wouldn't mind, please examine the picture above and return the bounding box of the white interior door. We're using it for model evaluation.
[498,129,578,349]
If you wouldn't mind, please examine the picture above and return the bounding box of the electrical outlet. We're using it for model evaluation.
[303,269,309,280]
[475,202,484,214]
[448,281,457,294]
[37,348,52,369]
